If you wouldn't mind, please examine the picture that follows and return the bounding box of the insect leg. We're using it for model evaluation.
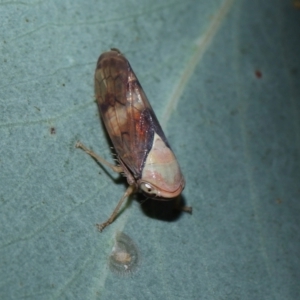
[181,205,193,214]
[76,141,123,173]
[96,185,136,232]
[174,196,193,214]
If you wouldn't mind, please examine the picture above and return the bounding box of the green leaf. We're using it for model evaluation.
[1,0,300,299]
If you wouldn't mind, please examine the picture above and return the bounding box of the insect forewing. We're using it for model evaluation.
[95,49,167,179]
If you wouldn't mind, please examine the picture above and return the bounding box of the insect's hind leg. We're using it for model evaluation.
[75,141,123,173]
[97,185,136,232]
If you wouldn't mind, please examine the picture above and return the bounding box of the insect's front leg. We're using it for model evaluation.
[174,196,193,214]
[75,141,123,173]
[96,184,136,232]
[76,141,137,231]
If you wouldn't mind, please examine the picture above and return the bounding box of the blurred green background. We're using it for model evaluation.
[1,0,300,299]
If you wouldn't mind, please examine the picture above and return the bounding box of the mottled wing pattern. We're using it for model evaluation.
[95,49,158,178]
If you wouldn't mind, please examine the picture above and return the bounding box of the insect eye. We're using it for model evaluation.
[139,182,157,197]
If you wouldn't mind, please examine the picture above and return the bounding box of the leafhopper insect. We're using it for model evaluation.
[76,48,192,231]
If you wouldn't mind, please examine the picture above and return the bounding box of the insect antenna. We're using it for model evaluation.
[139,197,149,205]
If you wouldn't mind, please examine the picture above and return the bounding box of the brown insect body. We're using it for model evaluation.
[95,49,184,199]
[76,48,191,231]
